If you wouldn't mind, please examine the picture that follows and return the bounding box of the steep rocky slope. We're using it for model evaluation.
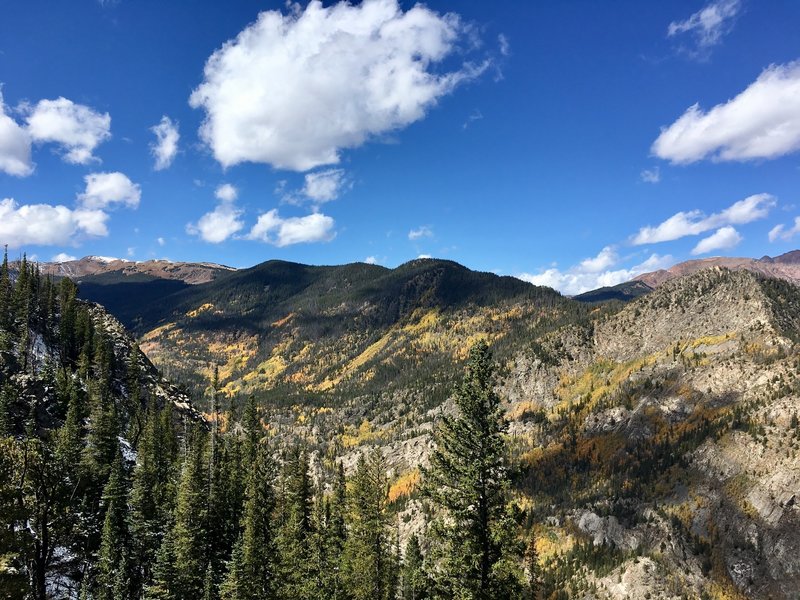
[502,268,800,598]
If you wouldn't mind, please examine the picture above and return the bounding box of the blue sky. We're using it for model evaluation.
[1,0,799,294]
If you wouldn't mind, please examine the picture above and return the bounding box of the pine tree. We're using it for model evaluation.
[0,246,11,349]
[96,450,132,600]
[172,428,209,599]
[131,404,173,594]
[275,446,314,600]
[402,534,429,600]
[220,442,277,600]
[421,340,524,600]
[242,395,261,465]
[144,528,178,600]
[524,536,540,600]
[341,450,394,600]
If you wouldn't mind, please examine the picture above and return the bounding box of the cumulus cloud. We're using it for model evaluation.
[632,193,774,245]
[578,246,618,273]
[246,210,335,247]
[667,0,740,58]
[24,97,111,164]
[78,172,141,210]
[0,92,33,176]
[157,237,166,247]
[518,251,674,296]
[0,197,109,248]
[189,0,486,171]
[150,116,179,170]
[409,225,433,241]
[215,183,238,202]
[691,226,742,255]
[653,61,800,164]
[51,252,77,263]
[640,166,660,183]
[768,217,800,242]
[186,196,244,244]
[364,256,379,265]
[302,169,349,203]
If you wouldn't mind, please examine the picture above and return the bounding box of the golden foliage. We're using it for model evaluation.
[387,469,421,503]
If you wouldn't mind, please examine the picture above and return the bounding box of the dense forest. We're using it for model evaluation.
[0,254,538,599]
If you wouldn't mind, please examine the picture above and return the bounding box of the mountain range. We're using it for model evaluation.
[17,250,800,598]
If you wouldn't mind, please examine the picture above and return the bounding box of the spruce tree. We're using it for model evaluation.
[341,450,394,600]
[172,428,209,599]
[275,446,314,600]
[220,442,277,600]
[144,528,178,600]
[402,534,429,600]
[96,450,132,600]
[421,340,524,600]
[131,404,171,594]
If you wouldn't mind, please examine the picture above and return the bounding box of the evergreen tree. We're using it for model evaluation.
[402,534,429,600]
[130,404,173,594]
[220,442,277,600]
[242,395,261,465]
[171,428,209,600]
[275,446,314,600]
[341,450,395,600]
[144,529,178,600]
[524,536,540,600]
[96,450,132,600]
[421,340,524,600]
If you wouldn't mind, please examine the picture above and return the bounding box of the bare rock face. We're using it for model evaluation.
[499,268,800,598]
[594,268,781,362]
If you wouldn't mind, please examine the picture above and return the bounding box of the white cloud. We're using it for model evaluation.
[640,166,660,183]
[51,252,77,263]
[632,193,774,245]
[364,256,378,265]
[691,226,742,255]
[653,61,800,164]
[157,236,166,247]
[150,116,179,170]
[246,209,335,247]
[0,92,33,176]
[24,97,111,164]
[518,252,674,296]
[78,172,141,210]
[667,0,740,58]
[409,225,433,241]
[189,0,486,171]
[417,254,433,259]
[186,198,244,244]
[0,197,109,248]
[498,34,510,57]
[768,217,800,242]
[302,169,348,203]
[215,183,238,202]
[578,246,618,273]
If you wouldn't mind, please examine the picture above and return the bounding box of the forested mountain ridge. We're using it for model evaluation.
[8,250,800,598]
[75,257,587,408]
[117,260,800,599]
